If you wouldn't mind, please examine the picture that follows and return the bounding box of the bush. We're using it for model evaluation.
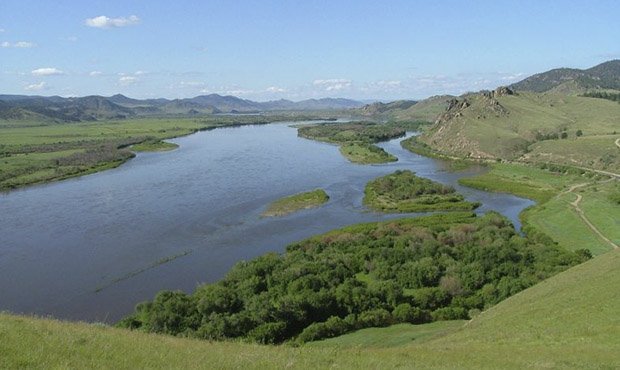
[247,321,288,344]
[431,307,469,321]
[358,309,393,328]
[296,316,352,343]
[392,303,428,324]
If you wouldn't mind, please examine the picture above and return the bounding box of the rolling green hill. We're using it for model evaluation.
[2,249,617,368]
[417,89,620,173]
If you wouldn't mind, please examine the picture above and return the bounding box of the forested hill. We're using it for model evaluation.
[510,59,620,93]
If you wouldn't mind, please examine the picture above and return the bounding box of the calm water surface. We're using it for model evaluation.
[0,123,533,322]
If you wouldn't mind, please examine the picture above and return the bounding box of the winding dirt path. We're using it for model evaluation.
[565,182,619,250]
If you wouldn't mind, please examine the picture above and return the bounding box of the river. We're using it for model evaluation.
[0,122,533,322]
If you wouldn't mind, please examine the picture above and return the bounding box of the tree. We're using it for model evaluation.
[576,129,583,137]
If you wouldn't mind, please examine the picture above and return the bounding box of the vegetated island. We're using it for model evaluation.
[130,139,179,152]
[118,211,585,345]
[262,189,329,217]
[339,143,397,164]
[297,122,405,164]
[364,170,480,212]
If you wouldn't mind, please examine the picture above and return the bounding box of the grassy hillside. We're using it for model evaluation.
[2,249,617,369]
[419,91,620,173]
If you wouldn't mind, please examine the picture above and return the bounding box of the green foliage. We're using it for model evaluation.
[339,143,397,164]
[262,189,329,217]
[131,139,178,152]
[582,91,620,102]
[364,170,480,212]
[119,212,581,344]
[297,122,405,144]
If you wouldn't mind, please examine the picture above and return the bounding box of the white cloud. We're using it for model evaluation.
[266,86,286,93]
[31,67,64,76]
[1,41,36,48]
[65,36,78,42]
[134,70,147,75]
[119,76,138,85]
[180,81,206,87]
[85,15,140,28]
[376,80,402,87]
[0,28,5,33]
[24,81,47,91]
[89,71,103,77]
[313,78,352,91]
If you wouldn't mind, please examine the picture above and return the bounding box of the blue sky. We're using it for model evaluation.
[1,0,619,101]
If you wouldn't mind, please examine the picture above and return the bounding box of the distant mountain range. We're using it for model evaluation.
[0,93,365,122]
[510,59,620,93]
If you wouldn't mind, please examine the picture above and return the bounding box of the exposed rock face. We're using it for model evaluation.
[493,86,515,97]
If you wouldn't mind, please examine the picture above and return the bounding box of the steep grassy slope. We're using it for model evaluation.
[419,91,620,172]
[2,250,618,368]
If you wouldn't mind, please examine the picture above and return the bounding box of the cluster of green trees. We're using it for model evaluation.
[582,91,620,103]
[118,212,584,344]
[297,122,406,144]
[364,170,480,212]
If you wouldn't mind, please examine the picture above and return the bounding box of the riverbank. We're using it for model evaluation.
[0,115,332,191]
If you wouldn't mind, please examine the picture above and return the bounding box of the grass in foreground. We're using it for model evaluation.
[364,170,480,212]
[261,189,329,217]
[1,250,617,369]
[339,143,397,164]
[307,320,465,349]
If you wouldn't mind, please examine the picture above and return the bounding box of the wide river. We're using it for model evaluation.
[0,122,533,323]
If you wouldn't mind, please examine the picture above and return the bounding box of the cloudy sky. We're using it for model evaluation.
[1,0,619,101]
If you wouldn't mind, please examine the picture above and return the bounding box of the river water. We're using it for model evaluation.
[0,122,533,322]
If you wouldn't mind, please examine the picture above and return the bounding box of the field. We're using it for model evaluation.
[2,249,617,369]
[458,163,619,255]
[525,134,620,173]
[261,189,329,217]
